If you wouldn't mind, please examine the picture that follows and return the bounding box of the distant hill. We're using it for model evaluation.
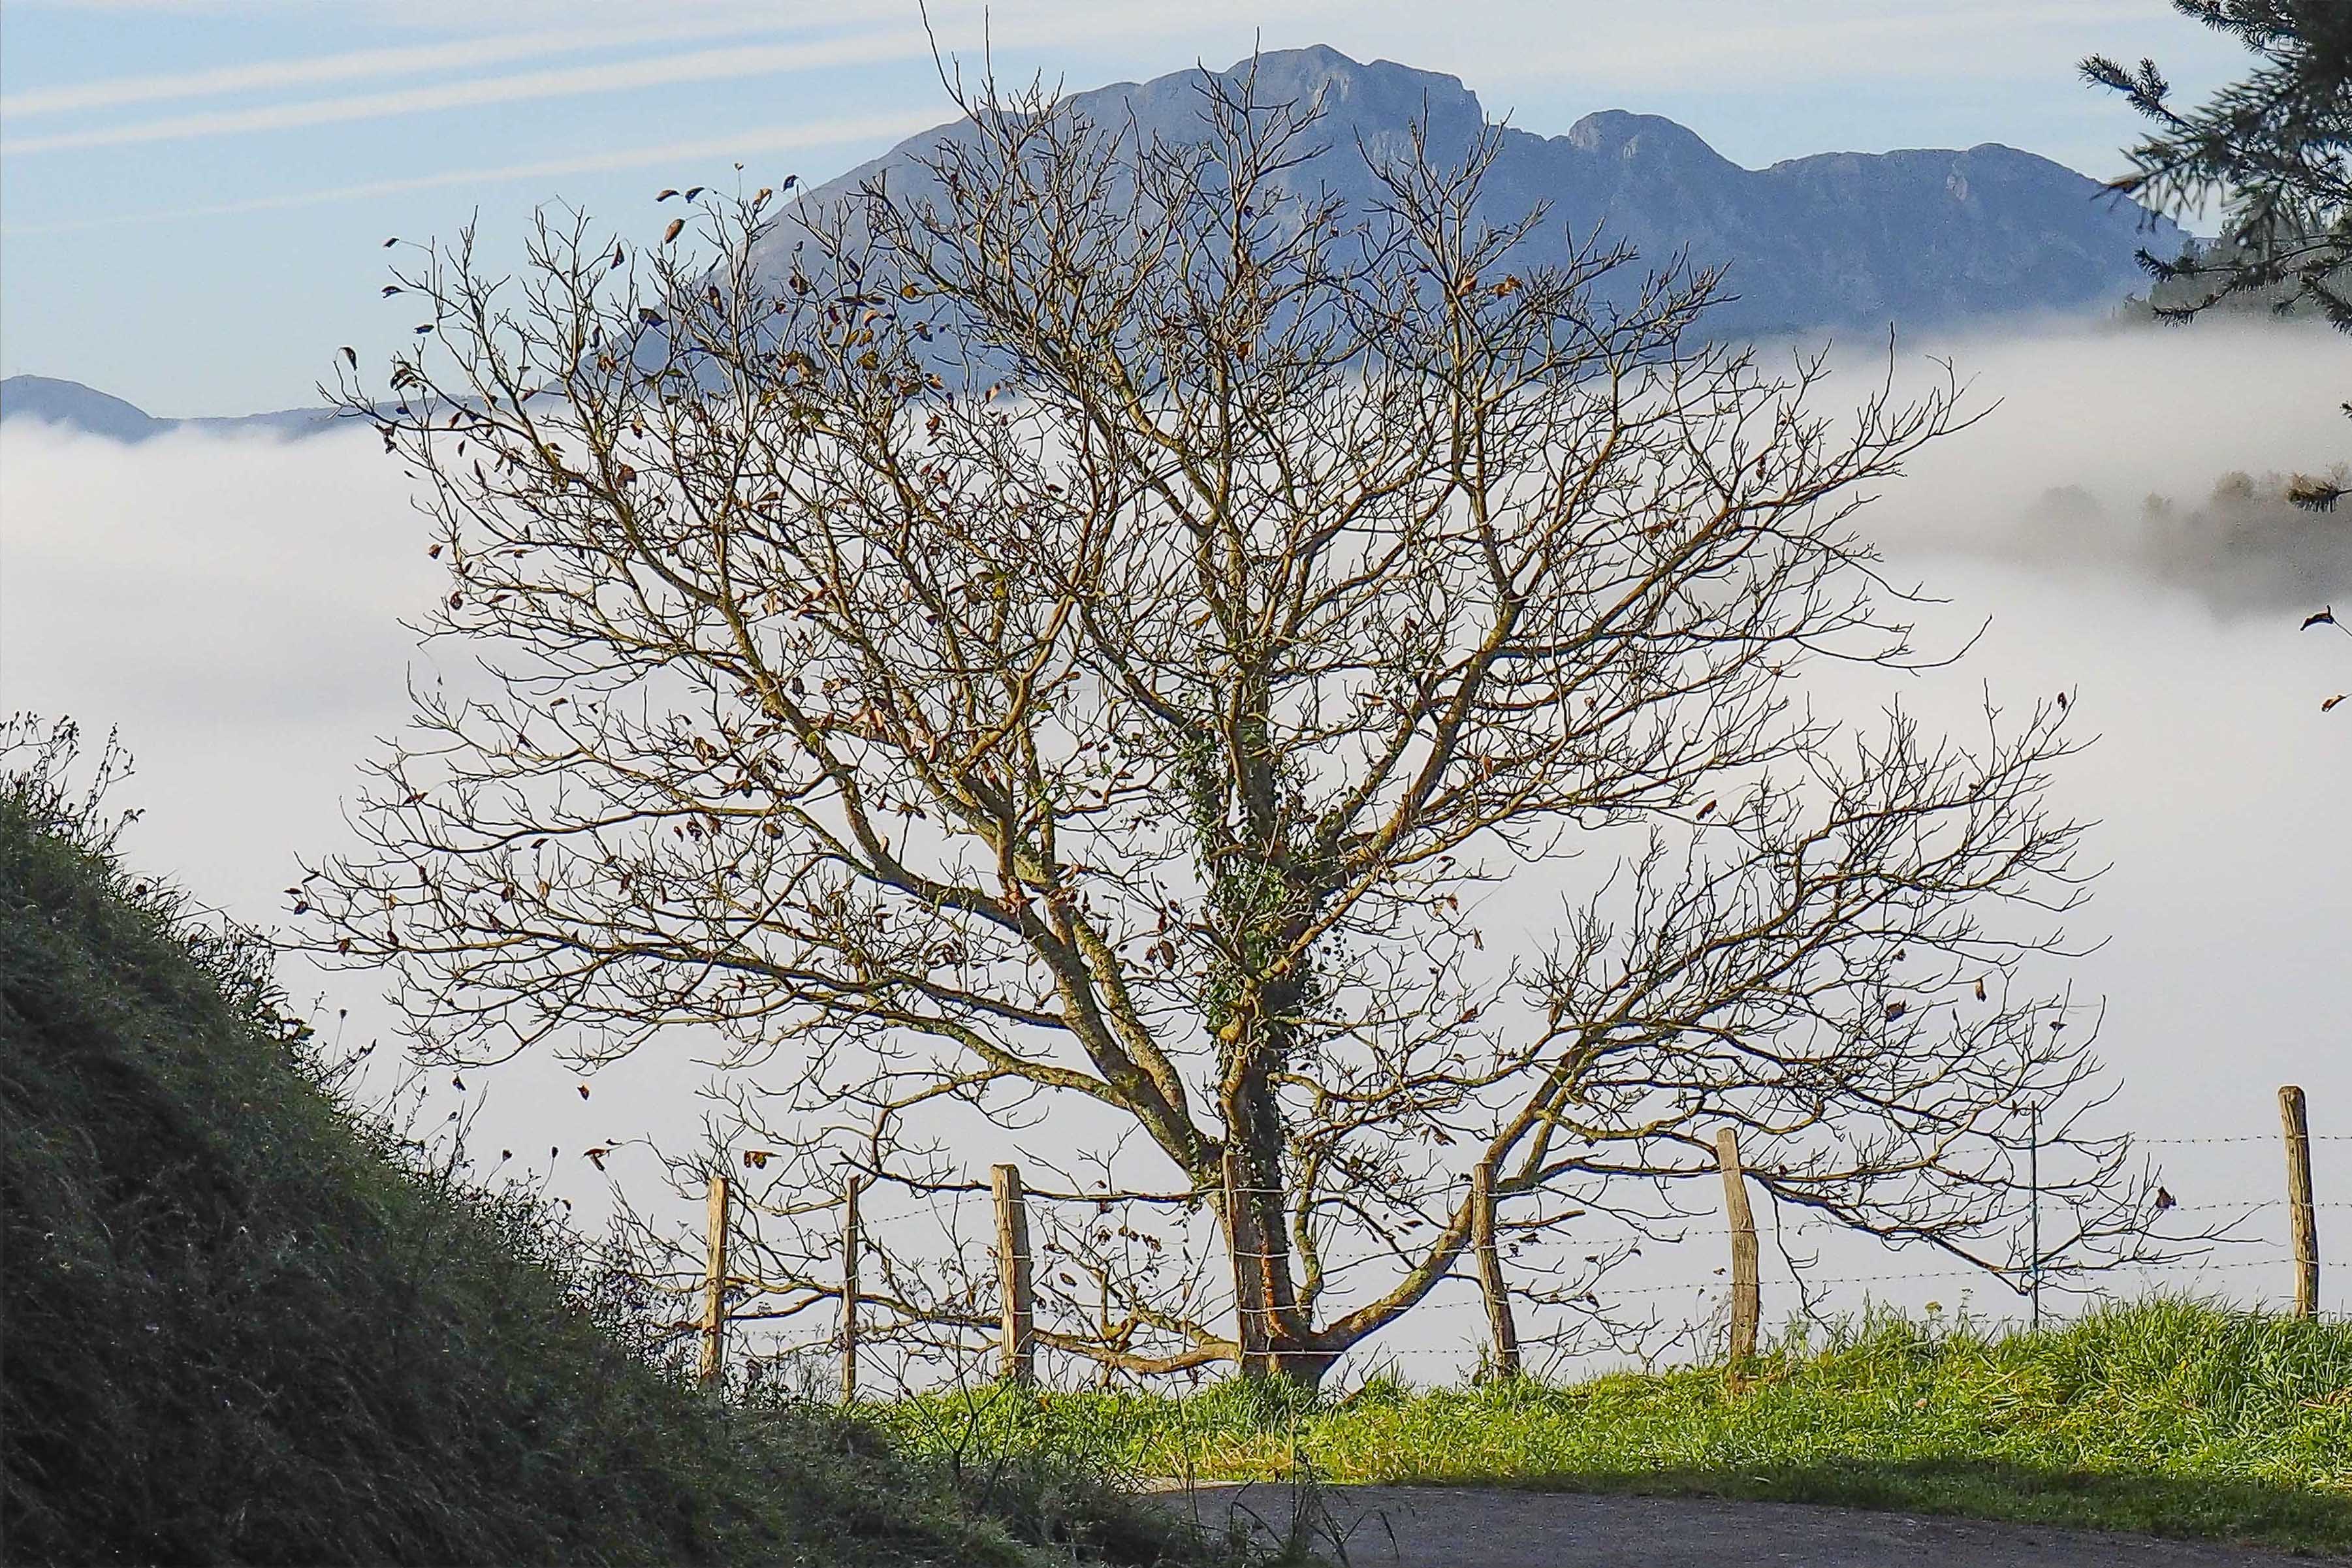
[0,373,343,441]
[0,375,171,441]
[771,45,2186,342]
[7,47,2187,443]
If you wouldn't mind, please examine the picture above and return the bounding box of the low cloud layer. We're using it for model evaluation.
[2002,469,2351,614]
[4,321,2346,1346]
[1872,319,2350,618]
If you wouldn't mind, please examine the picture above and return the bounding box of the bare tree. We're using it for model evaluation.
[308,61,2155,1388]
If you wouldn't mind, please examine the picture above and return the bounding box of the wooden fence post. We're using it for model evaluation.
[2027,1101,2042,1331]
[841,1174,863,1402]
[699,1172,731,1388]
[1471,1159,1521,1378]
[992,1163,1035,1384]
[1223,1147,1271,1377]
[1715,1128,1760,1362]
[2281,1086,2319,1319]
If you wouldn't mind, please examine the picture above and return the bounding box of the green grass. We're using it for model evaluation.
[0,731,1222,1567]
[884,1301,2352,1556]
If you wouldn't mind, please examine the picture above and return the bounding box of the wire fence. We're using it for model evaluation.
[619,1084,2338,1398]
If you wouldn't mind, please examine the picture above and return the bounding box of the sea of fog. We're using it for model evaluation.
[3,319,2345,1383]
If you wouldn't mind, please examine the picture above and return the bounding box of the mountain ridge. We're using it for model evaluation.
[5,46,2185,441]
[763,46,2182,341]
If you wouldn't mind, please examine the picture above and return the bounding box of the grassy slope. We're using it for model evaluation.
[0,766,1206,1567]
[891,1302,2352,1555]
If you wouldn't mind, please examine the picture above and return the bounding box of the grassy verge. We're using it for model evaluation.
[0,727,1224,1567]
[885,1300,2352,1556]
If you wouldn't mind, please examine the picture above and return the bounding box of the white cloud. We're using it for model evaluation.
[0,110,943,237]
[0,2,1292,159]
[0,28,942,155]
[0,16,836,118]
[0,0,2242,133]
[1401,0,2161,90]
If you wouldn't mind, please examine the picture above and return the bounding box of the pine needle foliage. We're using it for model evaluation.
[2084,0,2351,339]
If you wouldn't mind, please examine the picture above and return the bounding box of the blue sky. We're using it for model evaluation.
[1,1,2245,415]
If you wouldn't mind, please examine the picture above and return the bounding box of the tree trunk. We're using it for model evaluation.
[1258,1343,1339,1389]
[1220,1144,1337,1390]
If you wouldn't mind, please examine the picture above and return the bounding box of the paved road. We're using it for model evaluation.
[1153,1484,2331,1567]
